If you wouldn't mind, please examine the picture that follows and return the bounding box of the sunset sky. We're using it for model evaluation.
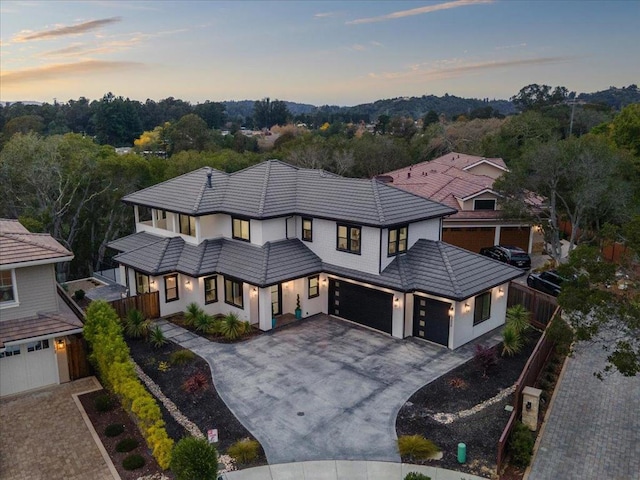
[1,0,638,106]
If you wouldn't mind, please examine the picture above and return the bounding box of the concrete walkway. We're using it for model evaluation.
[221,460,489,480]
[527,339,640,480]
[0,377,116,480]
[156,314,502,464]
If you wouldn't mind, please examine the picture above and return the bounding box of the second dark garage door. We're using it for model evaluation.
[328,279,393,334]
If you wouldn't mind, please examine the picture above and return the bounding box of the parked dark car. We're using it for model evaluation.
[479,245,531,269]
[527,269,565,296]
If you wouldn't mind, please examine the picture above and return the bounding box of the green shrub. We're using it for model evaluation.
[509,422,534,468]
[170,436,218,480]
[194,311,214,333]
[547,316,574,356]
[502,324,524,357]
[397,434,440,460]
[227,438,260,463]
[404,473,432,480]
[124,309,150,339]
[538,379,551,391]
[184,302,203,326]
[219,312,244,340]
[505,304,531,334]
[94,393,114,412]
[122,453,145,470]
[105,423,125,437]
[73,289,85,301]
[170,349,195,365]
[148,325,167,348]
[116,438,139,453]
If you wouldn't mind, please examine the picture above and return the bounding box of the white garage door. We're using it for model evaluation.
[0,340,58,397]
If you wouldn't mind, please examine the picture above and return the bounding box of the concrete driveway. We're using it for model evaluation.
[182,314,501,464]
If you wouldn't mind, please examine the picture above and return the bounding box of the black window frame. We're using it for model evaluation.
[388,225,408,256]
[336,223,361,255]
[474,199,496,211]
[135,271,151,295]
[204,275,218,304]
[473,291,492,325]
[224,276,244,309]
[302,217,313,242]
[308,275,319,299]
[232,217,250,242]
[178,214,195,236]
[164,274,179,303]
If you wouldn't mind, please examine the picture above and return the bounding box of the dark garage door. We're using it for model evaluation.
[328,279,393,334]
[413,296,451,347]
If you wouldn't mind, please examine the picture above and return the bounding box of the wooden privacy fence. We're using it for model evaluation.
[109,291,160,320]
[508,282,557,328]
[496,304,561,477]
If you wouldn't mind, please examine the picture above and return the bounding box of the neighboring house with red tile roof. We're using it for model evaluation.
[381,152,533,254]
[0,219,84,397]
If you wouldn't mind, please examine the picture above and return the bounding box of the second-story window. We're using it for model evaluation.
[474,199,496,210]
[302,218,313,242]
[232,217,250,241]
[337,224,361,254]
[179,214,196,236]
[388,225,408,256]
[0,270,16,304]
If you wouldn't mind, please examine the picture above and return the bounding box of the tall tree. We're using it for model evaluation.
[91,93,143,146]
[253,98,290,129]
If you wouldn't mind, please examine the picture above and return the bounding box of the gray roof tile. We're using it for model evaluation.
[122,160,456,226]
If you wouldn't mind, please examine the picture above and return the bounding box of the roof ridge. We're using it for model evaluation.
[192,167,211,214]
[258,161,271,216]
[438,241,462,298]
[260,241,271,285]
[371,179,386,223]
[1,232,70,254]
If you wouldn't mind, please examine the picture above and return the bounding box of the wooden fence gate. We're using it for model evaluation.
[66,333,92,380]
[109,291,160,320]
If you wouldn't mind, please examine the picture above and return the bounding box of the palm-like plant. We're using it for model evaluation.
[193,311,214,333]
[184,302,203,326]
[506,304,531,335]
[125,309,150,339]
[148,325,167,348]
[219,312,243,340]
[502,324,524,356]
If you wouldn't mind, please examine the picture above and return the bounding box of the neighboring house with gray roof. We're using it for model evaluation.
[109,160,524,349]
[382,152,534,254]
[0,219,84,397]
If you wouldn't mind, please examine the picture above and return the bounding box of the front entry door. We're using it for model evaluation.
[413,296,451,347]
[270,284,282,317]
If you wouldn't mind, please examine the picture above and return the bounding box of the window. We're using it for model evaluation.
[388,225,408,256]
[135,271,151,294]
[0,270,16,304]
[204,276,218,304]
[164,274,179,302]
[155,209,167,228]
[224,277,244,308]
[179,214,196,236]
[232,217,250,241]
[302,218,313,242]
[308,275,319,298]
[473,292,492,325]
[0,345,21,358]
[474,199,496,211]
[27,340,50,352]
[337,224,361,254]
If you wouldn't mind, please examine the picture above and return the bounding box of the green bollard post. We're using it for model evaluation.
[457,442,466,463]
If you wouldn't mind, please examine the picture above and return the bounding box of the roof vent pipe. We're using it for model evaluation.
[207,169,212,188]
[407,172,411,178]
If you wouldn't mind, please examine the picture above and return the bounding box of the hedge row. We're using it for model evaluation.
[84,300,174,469]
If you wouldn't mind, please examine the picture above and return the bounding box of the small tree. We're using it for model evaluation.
[170,436,218,480]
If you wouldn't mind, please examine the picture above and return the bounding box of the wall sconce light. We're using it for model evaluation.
[464,303,471,313]
[251,287,257,297]
[150,279,156,287]
[526,401,532,411]
[394,297,400,306]
[185,279,191,285]
[55,338,65,352]
[497,287,504,298]
[448,305,455,316]
[322,278,328,285]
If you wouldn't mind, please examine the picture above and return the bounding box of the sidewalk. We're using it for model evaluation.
[221,460,490,480]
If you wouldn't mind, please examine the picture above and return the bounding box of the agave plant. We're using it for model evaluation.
[506,304,531,335]
[193,311,214,333]
[184,302,203,326]
[125,309,150,339]
[148,325,167,349]
[502,324,524,357]
[219,312,244,340]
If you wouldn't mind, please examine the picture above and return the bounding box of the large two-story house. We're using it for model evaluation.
[108,160,524,349]
[382,153,535,254]
[0,219,84,397]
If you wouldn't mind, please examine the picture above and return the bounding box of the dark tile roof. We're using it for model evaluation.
[122,160,456,227]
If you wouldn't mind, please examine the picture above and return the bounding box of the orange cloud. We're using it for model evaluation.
[1,60,143,85]
[347,0,494,25]
[13,17,122,42]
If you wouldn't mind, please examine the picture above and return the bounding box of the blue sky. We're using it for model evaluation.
[1,0,638,106]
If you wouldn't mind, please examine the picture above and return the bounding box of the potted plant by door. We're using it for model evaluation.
[272,304,277,329]
[295,294,302,319]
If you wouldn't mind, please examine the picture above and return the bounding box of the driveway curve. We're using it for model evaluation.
[180,315,500,464]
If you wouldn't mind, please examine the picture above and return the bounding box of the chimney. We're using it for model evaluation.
[206,169,213,188]
[407,172,411,178]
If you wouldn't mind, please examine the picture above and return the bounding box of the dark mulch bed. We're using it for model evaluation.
[163,313,263,344]
[127,337,267,467]
[80,389,173,480]
[396,330,542,478]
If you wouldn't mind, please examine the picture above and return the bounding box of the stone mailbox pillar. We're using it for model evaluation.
[522,386,542,431]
